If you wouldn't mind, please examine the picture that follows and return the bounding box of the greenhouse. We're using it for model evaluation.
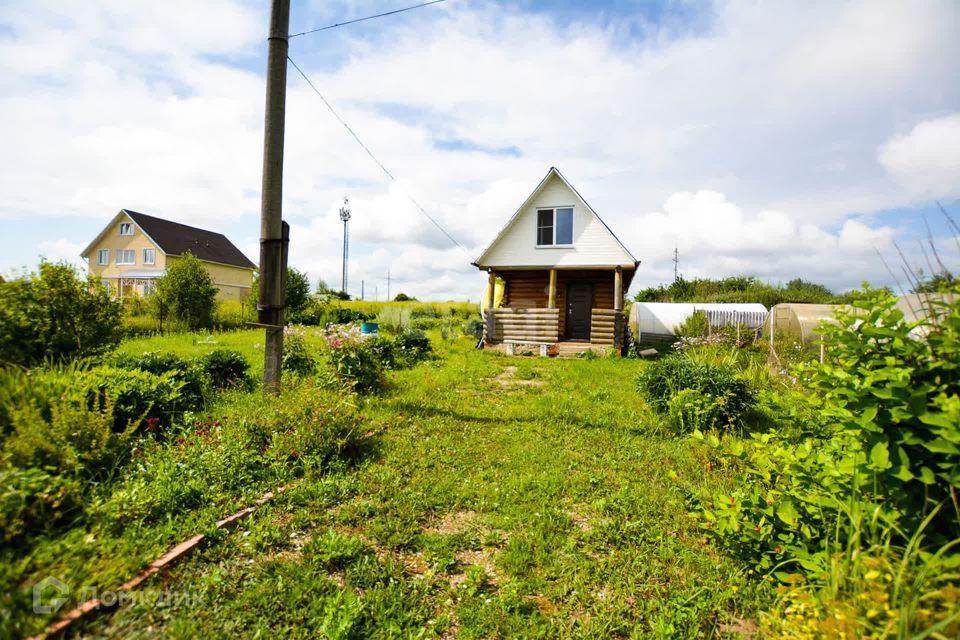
[629,302,768,343]
[767,303,839,346]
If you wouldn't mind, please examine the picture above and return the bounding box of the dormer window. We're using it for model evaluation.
[119,223,133,236]
[536,207,573,247]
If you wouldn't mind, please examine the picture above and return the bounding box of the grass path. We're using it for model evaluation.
[81,339,764,638]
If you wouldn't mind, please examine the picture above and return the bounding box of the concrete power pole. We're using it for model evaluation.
[257,0,290,394]
[672,247,679,282]
[387,268,391,301]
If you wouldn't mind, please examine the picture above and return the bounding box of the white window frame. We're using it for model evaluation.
[143,248,155,265]
[119,222,134,236]
[98,249,110,265]
[116,249,136,265]
[535,206,574,248]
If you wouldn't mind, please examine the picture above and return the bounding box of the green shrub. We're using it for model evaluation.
[365,336,398,370]
[200,349,251,390]
[109,351,206,411]
[323,327,384,393]
[2,364,189,435]
[636,354,755,429]
[0,261,122,366]
[687,287,960,596]
[676,309,709,338]
[376,306,411,334]
[154,252,218,330]
[3,394,136,478]
[394,330,432,366]
[0,466,83,544]
[282,327,316,376]
[801,288,960,540]
[266,388,364,472]
[463,317,484,340]
[85,365,187,431]
[666,388,723,432]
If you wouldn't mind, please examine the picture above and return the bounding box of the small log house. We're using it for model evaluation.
[473,167,639,356]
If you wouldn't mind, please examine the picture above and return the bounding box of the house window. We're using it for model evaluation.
[536,207,574,246]
[117,249,136,265]
[119,223,133,236]
[98,249,109,265]
[143,248,155,265]
[144,280,156,295]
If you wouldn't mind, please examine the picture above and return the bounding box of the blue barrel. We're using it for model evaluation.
[360,322,379,335]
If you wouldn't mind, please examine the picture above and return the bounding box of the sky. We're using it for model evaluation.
[1,0,959,302]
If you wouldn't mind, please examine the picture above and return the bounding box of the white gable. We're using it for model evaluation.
[474,168,636,269]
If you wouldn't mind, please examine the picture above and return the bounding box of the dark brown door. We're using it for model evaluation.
[565,282,593,341]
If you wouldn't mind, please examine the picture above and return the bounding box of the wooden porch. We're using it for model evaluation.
[483,267,627,355]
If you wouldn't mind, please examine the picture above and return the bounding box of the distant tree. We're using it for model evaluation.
[332,290,351,301]
[633,274,844,305]
[154,252,218,330]
[914,270,957,294]
[316,278,334,295]
[286,268,311,315]
[393,292,416,302]
[0,261,122,365]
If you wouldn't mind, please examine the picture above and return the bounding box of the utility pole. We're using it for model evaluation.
[361,279,364,301]
[387,268,391,301]
[339,197,350,295]
[672,246,679,282]
[257,0,290,394]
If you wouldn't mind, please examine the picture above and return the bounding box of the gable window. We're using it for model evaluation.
[536,207,574,246]
[117,249,136,265]
[98,249,109,265]
[143,248,155,265]
[119,223,133,236]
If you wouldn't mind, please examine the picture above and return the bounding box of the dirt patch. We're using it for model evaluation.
[424,510,477,536]
[720,618,758,638]
[566,509,593,532]
[448,547,502,590]
[490,366,544,387]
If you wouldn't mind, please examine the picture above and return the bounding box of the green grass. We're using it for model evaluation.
[19,336,765,639]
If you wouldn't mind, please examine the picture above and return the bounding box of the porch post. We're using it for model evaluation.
[614,267,623,311]
[487,270,496,310]
[548,269,557,309]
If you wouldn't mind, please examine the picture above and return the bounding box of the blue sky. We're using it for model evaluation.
[1,0,958,300]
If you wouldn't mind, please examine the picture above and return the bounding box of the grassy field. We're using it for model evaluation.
[50,332,762,638]
[10,331,770,639]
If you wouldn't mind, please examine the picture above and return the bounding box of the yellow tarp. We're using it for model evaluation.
[479,278,506,314]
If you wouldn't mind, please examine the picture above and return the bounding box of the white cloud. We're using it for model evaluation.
[627,190,896,290]
[878,113,960,198]
[0,0,958,300]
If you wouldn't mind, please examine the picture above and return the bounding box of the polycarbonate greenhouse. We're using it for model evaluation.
[629,302,768,342]
[767,303,839,346]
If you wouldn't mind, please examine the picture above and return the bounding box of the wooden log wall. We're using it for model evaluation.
[486,308,559,344]
[590,308,624,348]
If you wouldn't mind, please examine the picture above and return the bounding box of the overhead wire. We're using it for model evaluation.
[287,55,470,254]
[288,0,448,38]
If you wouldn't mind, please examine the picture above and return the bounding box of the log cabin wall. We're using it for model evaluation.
[489,268,632,351]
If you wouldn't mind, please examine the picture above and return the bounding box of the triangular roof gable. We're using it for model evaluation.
[81,210,143,258]
[474,167,637,267]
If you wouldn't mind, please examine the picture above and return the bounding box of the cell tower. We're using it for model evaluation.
[339,197,351,294]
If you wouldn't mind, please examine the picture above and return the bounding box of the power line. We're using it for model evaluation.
[288,0,448,38]
[287,55,469,253]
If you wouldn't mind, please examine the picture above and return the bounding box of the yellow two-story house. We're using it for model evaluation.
[81,209,256,301]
